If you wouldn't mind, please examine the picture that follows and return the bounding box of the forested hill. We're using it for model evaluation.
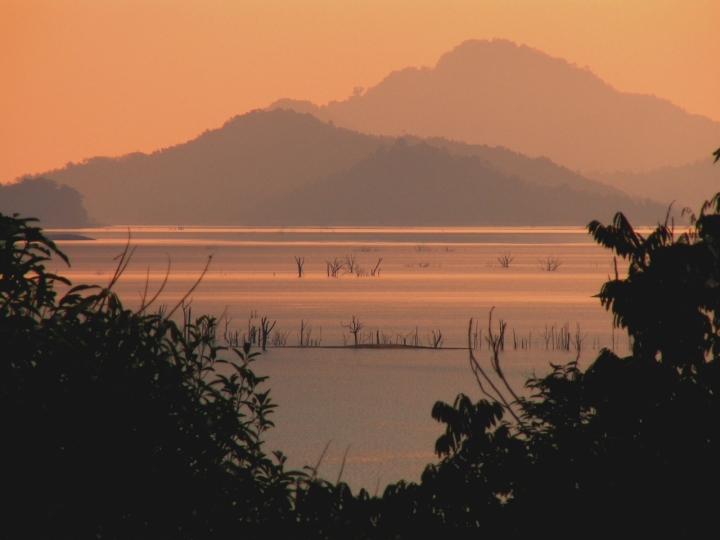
[589,156,720,211]
[36,109,390,225]
[248,140,665,226]
[269,39,720,174]
[0,177,90,228]
[35,109,656,225]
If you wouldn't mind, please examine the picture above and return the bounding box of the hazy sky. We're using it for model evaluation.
[2,0,718,183]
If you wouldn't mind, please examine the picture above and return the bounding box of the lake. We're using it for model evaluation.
[49,225,633,492]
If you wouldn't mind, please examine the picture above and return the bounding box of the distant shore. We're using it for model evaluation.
[47,233,95,241]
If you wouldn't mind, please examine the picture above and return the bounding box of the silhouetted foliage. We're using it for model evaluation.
[367,187,720,538]
[4,165,720,537]
[0,213,298,538]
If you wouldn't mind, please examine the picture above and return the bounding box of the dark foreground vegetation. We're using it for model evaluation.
[3,174,720,537]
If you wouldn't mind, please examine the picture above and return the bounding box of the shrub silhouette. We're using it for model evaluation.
[0,214,296,538]
[369,189,720,538]
[4,164,720,538]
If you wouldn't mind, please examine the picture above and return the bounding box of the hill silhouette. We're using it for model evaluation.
[249,140,664,226]
[39,110,392,225]
[36,109,656,225]
[269,39,720,174]
[589,155,720,211]
[0,177,90,228]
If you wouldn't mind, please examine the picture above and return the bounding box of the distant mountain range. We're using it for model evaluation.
[13,39,719,227]
[589,157,720,212]
[249,139,663,226]
[38,110,391,225]
[35,109,665,226]
[269,39,720,174]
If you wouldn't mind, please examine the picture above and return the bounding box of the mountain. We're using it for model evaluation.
[268,39,720,174]
[589,155,720,211]
[0,177,90,228]
[34,109,657,226]
[38,109,393,225]
[413,136,620,197]
[248,140,665,226]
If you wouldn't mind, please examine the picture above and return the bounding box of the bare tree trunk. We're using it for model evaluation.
[260,316,276,351]
[294,256,305,277]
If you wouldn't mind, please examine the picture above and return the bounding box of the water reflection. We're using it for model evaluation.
[51,226,630,490]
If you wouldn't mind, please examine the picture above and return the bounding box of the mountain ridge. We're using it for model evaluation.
[268,39,720,174]
[249,140,665,226]
[589,156,720,211]
[33,109,664,226]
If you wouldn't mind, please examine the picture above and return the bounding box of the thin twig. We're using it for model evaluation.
[487,309,522,403]
[311,440,332,481]
[166,255,212,319]
[139,254,171,313]
[108,230,136,290]
[336,444,351,485]
[467,318,504,403]
[468,317,524,426]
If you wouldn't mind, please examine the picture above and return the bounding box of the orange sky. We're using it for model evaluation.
[1,0,719,184]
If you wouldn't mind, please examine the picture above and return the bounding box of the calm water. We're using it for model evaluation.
[50,226,633,491]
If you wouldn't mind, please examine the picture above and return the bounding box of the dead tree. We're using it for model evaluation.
[409,327,421,347]
[260,316,276,351]
[471,319,482,349]
[572,323,586,354]
[223,316,241,347]
[538,255,562,271]
[246,319,258,346]
[326,258,343,277]
[270,329,290,347]
[429,329,444,348]
[298,319,310,347]
[370,258,383,276]
[342,254,358,275]
[294,256,305,277]
[341,316,365,346]
[497,251,514,268]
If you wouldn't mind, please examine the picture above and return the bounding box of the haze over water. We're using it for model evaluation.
[49,225,635,490]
